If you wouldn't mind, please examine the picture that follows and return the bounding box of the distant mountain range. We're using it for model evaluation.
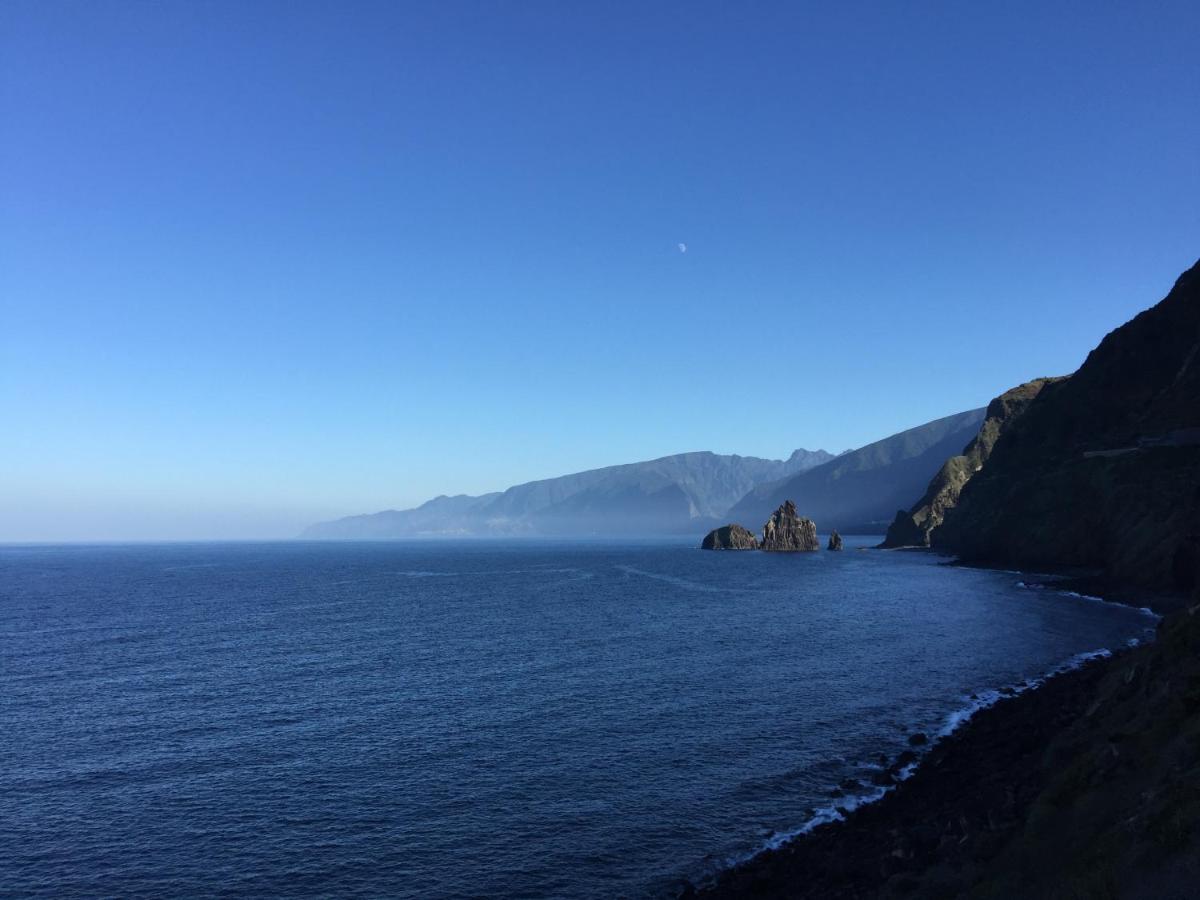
[304,405,993,539]
[301,448,835,539]
[724,408,987,533]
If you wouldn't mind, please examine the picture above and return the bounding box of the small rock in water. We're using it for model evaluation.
[700,523,759,550]
[908,732,929,746]
[892,750,918,771]
[828,529,844,551]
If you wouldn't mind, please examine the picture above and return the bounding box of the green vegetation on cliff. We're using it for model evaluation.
[881,378,1062,548]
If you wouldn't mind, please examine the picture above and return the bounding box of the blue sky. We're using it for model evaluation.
[2,1,1197,540]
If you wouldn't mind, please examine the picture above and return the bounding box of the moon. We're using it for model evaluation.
[678,242,688,254]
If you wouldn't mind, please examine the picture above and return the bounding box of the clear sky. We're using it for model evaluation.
[2,1,1197,540]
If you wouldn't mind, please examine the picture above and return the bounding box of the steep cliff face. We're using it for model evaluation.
[760,501,819,551]
[881,378,1062,548]
[933,260,1200,592]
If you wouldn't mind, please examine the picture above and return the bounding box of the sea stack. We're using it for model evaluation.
[760,500,819,552]
[828,529,843,551]
[701,524,759,550]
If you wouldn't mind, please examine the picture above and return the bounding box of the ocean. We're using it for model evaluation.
[0,539,1155,897]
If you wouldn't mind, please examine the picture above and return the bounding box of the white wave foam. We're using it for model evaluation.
[1013,580,1161,620]
[726,645,1121,875]
[756,785,891,854]
[615,565,731,594]
[1057,590,1160,618]
[935,648,1112,741]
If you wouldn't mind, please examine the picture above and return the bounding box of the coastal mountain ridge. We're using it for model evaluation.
[934,258,1200,594]
[726,408,987,534]
[301,448,835,538]
[304,408,1000,540]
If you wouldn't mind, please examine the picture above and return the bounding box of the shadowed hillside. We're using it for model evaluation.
[935,260,1200,593]
[881,379,1063,548]
[726,409,986,534]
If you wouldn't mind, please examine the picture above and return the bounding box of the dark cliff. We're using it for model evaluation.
[881,378,1062,548]
[933,260,1200,594]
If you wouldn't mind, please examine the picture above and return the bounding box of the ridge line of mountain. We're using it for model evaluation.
[300,447,837,539]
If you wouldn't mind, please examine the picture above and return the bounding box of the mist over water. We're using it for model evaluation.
[1,540,1153,897]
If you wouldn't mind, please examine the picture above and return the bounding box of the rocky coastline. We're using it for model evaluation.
[687,578,1197,899]
[689,260,1200,899]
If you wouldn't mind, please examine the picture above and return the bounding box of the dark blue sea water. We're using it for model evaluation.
[1,539,1156,898]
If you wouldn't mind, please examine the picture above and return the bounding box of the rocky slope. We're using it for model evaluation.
[934,260,1200,594]
[728,409,986,534]
[760,501,819,551]
[701,524,759,550]
[881,379,1061,548]
[302,448,833,538]
[697,599,1200,900]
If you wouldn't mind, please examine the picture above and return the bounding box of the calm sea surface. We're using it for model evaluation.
[0,539,1154,897]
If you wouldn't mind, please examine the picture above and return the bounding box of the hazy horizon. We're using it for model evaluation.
[3,2,1197,541]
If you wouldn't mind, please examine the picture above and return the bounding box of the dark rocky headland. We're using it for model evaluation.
[692,259,1200,898]
[880,377,1061,549]
[932,261,1200,597]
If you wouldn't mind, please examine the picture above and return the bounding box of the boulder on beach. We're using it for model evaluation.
[828,530,844,551]
[701,523,759,550]
[760,500,819,552]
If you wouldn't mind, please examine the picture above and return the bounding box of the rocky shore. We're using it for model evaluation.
[688,261,1200,898]
[688,586,1199,899]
